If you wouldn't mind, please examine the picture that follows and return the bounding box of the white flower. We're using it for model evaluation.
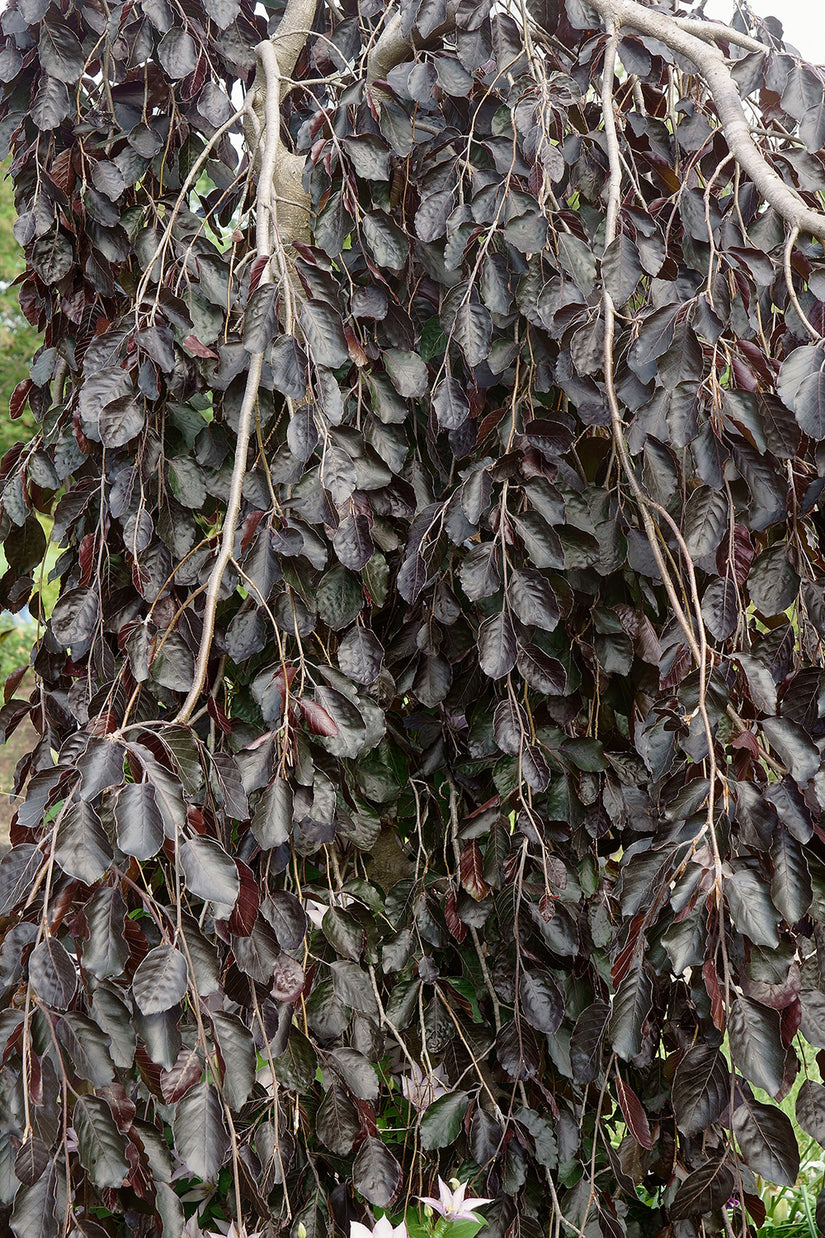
[350,1217,408,1238]
[305,893,354,929]
[418,1178,494,1223]
[190,1222,263,1238]
[399,1063,447,1111]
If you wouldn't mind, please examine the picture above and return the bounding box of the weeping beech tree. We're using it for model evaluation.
[7,0,825,1233]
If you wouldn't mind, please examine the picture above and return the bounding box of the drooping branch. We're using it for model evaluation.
[668,13,770,56]
[589,0,825,243]
[175,39,287,725]
[369,0,823,243]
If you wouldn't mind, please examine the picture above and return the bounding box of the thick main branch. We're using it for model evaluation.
[367,1,459,83]
[591,0,825,242]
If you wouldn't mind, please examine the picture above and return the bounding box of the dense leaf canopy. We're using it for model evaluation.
[3,0,825,1235]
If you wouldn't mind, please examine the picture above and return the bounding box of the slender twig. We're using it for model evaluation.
[175,39,289,725]
[784,224,821,341]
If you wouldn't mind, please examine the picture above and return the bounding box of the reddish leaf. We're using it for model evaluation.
[27,1050,42,1104]
[703,960,726,1032]
[344,325,368,367]
[240,509,265,554]
[207,695,232,734]
[4,665,28,703]
[716,524,754,587]
[182,334,219,360]
[297,698,338,736]
[459,842,490,901]
[444,890,467,943]
[248,255,269,292]
[743,1193,766,1229]
[97,1083,137,1132]
[134,1047,164,1099]
[731,728,760,756]
[538,892,556,922]
[616,1074,652,1149]
[228,860,259,937]
[79,533,96,587]
[161,1045,203,1103]
[10,378,33,421]
[781,997,802,1047]
[271,953,306,1002]
[612,913,645,985]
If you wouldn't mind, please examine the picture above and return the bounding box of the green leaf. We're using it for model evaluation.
[420,1090,470,1149]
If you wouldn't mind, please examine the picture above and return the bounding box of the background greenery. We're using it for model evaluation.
[0,160,39,459]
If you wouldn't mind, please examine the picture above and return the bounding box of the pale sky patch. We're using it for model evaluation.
[702,0,825,63]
